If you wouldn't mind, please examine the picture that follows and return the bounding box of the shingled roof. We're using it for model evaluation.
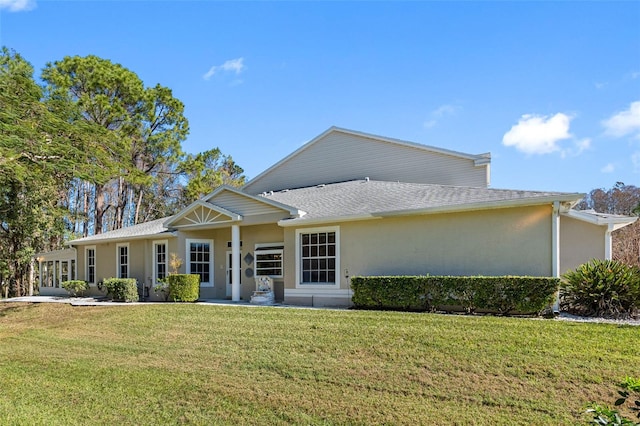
[69,217,174,245]
[262,179,584,225]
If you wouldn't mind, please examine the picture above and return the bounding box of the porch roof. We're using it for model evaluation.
[68,217,174,245]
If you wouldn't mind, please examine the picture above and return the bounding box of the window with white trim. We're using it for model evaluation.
[86,247,96,284]
[154,241,167,282]
[186,239,213,286]
[296,227,339,285]
[116,243,129,278]
[255,243,283,278]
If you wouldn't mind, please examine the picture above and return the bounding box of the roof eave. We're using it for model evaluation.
[278,194,584,227]
[68,231,177,246]
[563,210,639,230]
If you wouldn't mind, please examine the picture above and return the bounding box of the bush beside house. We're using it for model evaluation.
[103,278,139,302]
[561,259,640,319]
[165,274,200,302]
[351,275,559,315]
[61,280,89,297]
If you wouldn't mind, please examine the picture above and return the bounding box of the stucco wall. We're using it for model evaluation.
[282,204,554,307]
[559,215,606,275]
[177,224,285,301]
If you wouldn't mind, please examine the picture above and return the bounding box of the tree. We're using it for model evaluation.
[42,55,143,234]
[0,47,108,295]
[42,55,190,234]
[180,148,245,203]
[577,182,640,267]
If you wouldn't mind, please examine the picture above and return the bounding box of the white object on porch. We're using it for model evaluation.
[250,276,275,305]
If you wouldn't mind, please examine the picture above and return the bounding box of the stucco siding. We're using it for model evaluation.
[177,224,285,301]
[245,131,488,194]
[282,205,554,300]
[559,215,606,275]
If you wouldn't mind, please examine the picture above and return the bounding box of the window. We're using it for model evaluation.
[296,227,339,286]
[86,247,96,284]
[116,244,129,278]
[60,261,69,283]
[186,239,213,286]
[153,241,167,283]
[255,243,283,278]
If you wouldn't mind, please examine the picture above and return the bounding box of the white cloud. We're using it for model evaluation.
[423,103,460,128]
[203,58,246,81]
[602,101,640,139]
[601,163,615,173]
[0,0,35,11]
[502,113,573,155]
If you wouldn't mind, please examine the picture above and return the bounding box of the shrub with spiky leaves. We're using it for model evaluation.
[561,259,640,319]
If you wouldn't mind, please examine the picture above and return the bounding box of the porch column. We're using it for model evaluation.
[552,202,561,312]
[604,224,613,260]
[551,201,560,277]
[231,224,241,302]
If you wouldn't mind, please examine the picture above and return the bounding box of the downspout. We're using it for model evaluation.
[231,224,241,302]
[604,223,614,260]
[552,201,560,312]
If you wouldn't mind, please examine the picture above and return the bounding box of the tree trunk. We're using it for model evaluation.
[95,184,106,235]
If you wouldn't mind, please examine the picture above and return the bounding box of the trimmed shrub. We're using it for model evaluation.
[61,280,89,297]
[166,274,199,302]
[561,259,640,319]
[103,278,139,302]
[351,275,559,315]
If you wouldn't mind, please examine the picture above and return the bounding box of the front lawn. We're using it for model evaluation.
[0,303,636,425]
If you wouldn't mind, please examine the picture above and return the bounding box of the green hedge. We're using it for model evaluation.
[166,274,200,302]
[351,275,559,315]
[61,280,89,297]
[103,278,139,302]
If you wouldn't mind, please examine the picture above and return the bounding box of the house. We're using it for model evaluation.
[36,127,638,306]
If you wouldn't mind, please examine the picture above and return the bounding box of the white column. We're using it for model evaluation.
[604,224,613,260]
[552,202,561,312]
[551,201,560,277]
[231,224,241,302]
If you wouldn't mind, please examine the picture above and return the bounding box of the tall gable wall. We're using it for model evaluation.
[244,129,489,195]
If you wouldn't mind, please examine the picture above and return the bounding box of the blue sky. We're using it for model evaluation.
[1,0,639,194]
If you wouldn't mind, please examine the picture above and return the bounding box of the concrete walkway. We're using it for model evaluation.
[2,295,265,307]
[0,295,340,310]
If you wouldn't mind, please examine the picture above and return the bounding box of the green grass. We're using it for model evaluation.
[0,303,637,425]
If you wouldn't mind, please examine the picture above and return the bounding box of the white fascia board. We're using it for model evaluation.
[68,231,177,247]
[164,200,242,228]
[206,185,304,217]
[278,214,381,228]
[377,195,583,217]
[278,195,583,227]
[563,209,638,231]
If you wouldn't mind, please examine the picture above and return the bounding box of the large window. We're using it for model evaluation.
[86,247,96,284]
[186,239,213,286]
[296,227,339,286]
[117,244,129,278]
[154,241,167,283]
[255,243,284,278]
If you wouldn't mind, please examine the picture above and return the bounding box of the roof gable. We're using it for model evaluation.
[243,127,491,194]
[165,200,242,228]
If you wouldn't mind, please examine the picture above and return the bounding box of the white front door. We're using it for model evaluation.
[226,251,241,298]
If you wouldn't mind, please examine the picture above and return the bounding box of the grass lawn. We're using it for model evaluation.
[0,302,637,425]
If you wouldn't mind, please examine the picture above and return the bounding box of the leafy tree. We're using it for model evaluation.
[181,148,245,203]
[577,183,640,268]
[42,55,144,234]
[0,47,107,295]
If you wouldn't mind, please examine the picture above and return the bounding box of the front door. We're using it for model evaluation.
[226,251,241,298]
